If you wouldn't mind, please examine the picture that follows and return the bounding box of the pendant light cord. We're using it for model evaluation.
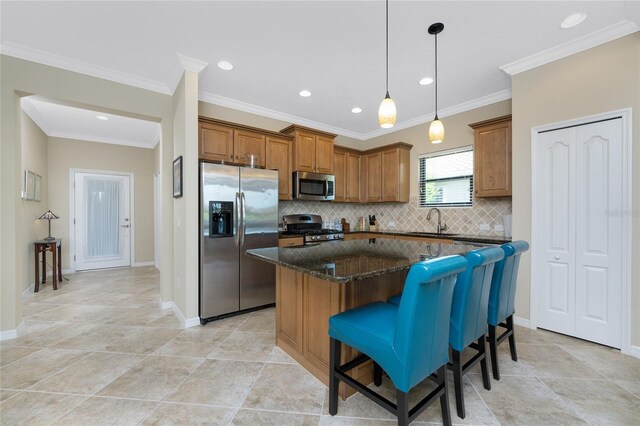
[434,30,438,118]
[385,0,389,95]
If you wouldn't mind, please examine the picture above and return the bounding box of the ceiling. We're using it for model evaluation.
[21,97,161,149]
[2,1,638,141]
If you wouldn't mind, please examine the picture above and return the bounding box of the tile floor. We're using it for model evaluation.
[1,266,639,425]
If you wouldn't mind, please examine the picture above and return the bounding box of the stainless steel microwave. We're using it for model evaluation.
[292,171,335,201]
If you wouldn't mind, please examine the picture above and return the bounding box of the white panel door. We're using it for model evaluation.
[574,120,622,347]
[75,172,131,271]
[536,118,623,348]
[537,128,576,334]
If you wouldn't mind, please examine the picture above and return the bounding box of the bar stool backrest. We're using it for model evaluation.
[450,247,505,351]
[488,241,530,326]
[394,255,468,391]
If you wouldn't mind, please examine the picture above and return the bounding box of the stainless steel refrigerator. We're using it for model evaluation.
[200,162,278,322]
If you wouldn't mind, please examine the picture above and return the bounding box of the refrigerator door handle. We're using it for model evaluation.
[240,192,247,246]
[234,192,241,247]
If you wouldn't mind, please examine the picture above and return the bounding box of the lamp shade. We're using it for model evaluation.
[38,210,60,220]
[429,118,445,144]
[378,93,397,129]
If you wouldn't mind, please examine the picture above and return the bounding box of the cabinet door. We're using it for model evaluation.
[265,136,292,200]
[364,152,382,202]
[234,129,266,167]
[381,148,399,201]
[199,122,234,162]
[346,153,362,202]
[315,135,334,174]
[294,131,316,172]
[474,120,511,197]
[333,150,347,202]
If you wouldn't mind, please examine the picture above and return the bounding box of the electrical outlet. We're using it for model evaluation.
[479,224,490,232]
[388,221,396,228]
[494,224,504,232]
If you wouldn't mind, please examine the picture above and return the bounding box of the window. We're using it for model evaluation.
[419,146,473,207]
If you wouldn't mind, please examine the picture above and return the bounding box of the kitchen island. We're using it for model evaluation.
[247,238,478,399]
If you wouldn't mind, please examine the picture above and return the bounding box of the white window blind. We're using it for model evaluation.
[419,146,473,207]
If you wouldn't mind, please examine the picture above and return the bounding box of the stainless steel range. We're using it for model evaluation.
[281,214,344,245]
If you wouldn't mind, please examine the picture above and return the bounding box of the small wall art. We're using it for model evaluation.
[173,156,183,198]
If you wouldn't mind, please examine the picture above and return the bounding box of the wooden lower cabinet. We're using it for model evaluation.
[275,265,405,399]
[278,236,304,247]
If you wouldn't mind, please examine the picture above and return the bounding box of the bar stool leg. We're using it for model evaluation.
[438,365,452,426]
[397,389,409,426]
[373,362,382,386]
[451,349,465,418]
[478,335,491,390]
[329,337,341,416]
[488,325,500,380]
[507,315,517,361]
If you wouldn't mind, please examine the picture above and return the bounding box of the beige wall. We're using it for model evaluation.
[364,100,512,199]
[512,32,640,346]
[47,137,156,270]
[1,55,175,333]
[198,101,362,150]
[20,112,49,290]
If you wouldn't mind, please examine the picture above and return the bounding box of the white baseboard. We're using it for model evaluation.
[513,316,531,328]
[159,298,174,310]
[133,261,154,267]
[171,303,200,329]
[23,282,35,295]
[0,321,25,341]
[627,345,640,359]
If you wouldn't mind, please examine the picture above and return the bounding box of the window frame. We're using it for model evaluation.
[418,145,474,208]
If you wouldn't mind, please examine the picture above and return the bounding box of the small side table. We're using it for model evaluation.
[34,239,62,292]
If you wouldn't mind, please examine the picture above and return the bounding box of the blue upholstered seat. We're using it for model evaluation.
[328,255,468,426]
[487,241,529,380]
[388,247,504,418]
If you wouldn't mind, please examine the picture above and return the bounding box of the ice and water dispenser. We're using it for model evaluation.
[209,201,233,237]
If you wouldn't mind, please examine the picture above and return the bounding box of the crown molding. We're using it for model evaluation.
[198,91,365,140]
[21,97,53,134]
[360,89,513,140]
[1,42,173,94]
[176,53,209,74]
[48,131,158,149]
[500,20,639,76]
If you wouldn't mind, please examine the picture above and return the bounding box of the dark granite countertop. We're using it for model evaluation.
[247,239,480,283]
[345,230,511,245]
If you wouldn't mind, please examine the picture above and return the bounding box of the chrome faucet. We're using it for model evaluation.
[426,208,447,234]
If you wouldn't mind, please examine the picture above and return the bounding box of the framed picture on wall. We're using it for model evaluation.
[173,156,183,198]
[34,174,42,201]
[25,170,36,200]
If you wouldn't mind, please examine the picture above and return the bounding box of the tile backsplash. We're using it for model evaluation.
[279,197,512,237]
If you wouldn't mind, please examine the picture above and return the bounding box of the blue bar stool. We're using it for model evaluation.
[328,255,467,426]
[447,247,504,418]
[487,241,530,380]
[388,247,505,419]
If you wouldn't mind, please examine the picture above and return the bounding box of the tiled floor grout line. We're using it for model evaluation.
[463,374,501,425]
[231,360,269,422]
[533,375,594,426]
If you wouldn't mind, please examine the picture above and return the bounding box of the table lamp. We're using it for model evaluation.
[38,210,60,241]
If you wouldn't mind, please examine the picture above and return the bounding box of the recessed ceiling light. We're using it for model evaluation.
[560,12,587,29]
[96,115,109,121]
[351,107,362,114]
[299,90,311,97]
[217,61,234,71]
[419,77,434,86]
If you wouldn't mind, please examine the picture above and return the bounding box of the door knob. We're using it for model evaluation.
[554,255,560,260]
[122,225,130,228]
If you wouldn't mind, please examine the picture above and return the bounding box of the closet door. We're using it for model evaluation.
[574,119,623,347]
[537,128,577,335]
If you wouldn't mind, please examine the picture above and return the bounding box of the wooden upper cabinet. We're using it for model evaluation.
[199,122,234,163]
[266,136,293,200]
[469,115,512,197]
[346,152,362,202]
[234,129,265,167]
[281,125,336,174]
[364,143,411,203]
[365,152,382,202]
[333,149,347,202]
[315,135,334,174]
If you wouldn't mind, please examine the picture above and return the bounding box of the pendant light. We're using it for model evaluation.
[378,0,396,128]
[428,22,444,143]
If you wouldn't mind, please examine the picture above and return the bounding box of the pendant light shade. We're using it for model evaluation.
[378,0,396,128]
[428,22,444,144]
[378,92,397,129]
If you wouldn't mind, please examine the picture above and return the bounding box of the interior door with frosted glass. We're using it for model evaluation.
[75,172,131,271]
